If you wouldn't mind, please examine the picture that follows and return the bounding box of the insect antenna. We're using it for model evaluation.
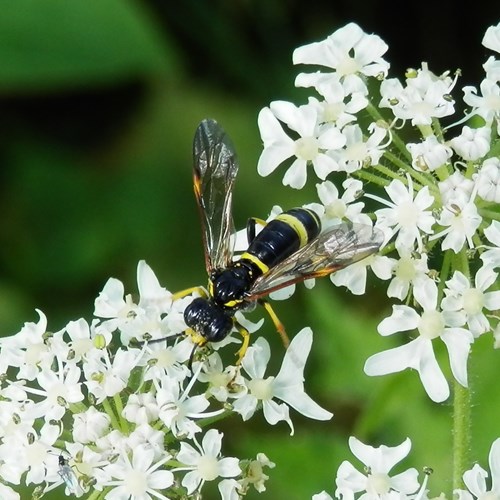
[129,333,184,348]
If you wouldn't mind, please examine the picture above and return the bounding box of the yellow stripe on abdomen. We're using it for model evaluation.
[275,213,309,247]
[240,251,270,274]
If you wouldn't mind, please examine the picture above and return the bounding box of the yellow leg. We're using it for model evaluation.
[172,286,207,301]
[235,324,250,365]
[260,300,290,348]
[132,288,206,349]
[247,216,268,242]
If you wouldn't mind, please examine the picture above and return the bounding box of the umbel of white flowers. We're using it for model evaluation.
[256,21,500,403]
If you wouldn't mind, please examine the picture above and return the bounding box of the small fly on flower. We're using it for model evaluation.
[169,119,384,364]
[52,451,83,496]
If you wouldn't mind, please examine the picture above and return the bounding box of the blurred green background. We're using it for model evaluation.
[1,1,498,498]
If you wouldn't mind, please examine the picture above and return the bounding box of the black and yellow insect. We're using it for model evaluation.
[177,118,383,363]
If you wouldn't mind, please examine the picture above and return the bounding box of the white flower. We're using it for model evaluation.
[233,328,332,435]
[94,276,141,335]
[56,443,110,495]
[84,348,142,403]
[317,178,371,226]
[364,279,473,402]
[484,56,500,83]
[218,479,242,500]
[449,126,491,161]
[406,135,452,172]
[64,318,98,362]
[239,453,275,493]
[370,176,435,252]
[196,352,242,402]
[463,78,500,125]
[72,407,111,444]
[306,81,368,129]
[331,252,392,295]
[257,103,345,189]
[330,123,388,173]
[386,251,433,301]
[141,337,192,383]
[1,428,58,487]
[176,429,241,495]
[23,360,84,421]
[438,170,475,207]
[482,23,500,53]
[335,437,420,500]
[380,64,456,125]
[442,268,500,337]
[155,375,223,439]
[475,157,500,202]
[136,260,173,313]
[293,22,389,93]
[431,200,482,253]
[455,438,500,500]
[104,445,173,499]
[0,483,20,500]
[0,309,52,380]
[313,492,334,500]
[93,262,176,346]
[481,221,500,268]
[94,430,129,461]
[122,393,160,425]
[127,424,165,460]
[494,323,500,349]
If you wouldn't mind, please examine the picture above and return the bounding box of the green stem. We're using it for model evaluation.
[479,208,500,221]
[431,117,445,141]
[68,402,88,413]
[353,168,392,188]
[113,394,129,434]
[365,101,412,162]
[382,150,441,199]
[452,381,471,491]
[101,398,121,432]
[85,490,103,500]
[372,162,417,184]
[437,250,452,300]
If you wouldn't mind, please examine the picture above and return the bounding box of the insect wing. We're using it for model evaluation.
[193,119,239,273]
[247,223,384,298]
[58,458,80,494]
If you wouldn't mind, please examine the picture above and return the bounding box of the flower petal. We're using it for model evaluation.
[377,306,420,335]
[463,464,488,497]
[283,158,308,189]
[441,328,473,387]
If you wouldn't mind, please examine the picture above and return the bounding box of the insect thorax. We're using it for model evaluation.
[210,260,257,308]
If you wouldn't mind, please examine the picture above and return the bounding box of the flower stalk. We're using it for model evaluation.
[453,381,472,490]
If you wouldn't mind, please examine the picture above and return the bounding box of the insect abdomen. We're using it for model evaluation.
[242,208,321,272]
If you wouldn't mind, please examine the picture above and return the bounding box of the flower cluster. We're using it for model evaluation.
[314,435,500,500]
[257,22,500,404]
[0,261,331,499]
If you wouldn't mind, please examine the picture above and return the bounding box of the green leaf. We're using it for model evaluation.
[0,0,173,90]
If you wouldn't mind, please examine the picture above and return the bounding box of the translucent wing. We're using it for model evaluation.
[246,222,384,298]
[193,119,239,273]
[57,455,81,495]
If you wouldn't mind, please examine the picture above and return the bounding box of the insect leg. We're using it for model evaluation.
[130,289,205,348]
[234,323,250,365]
[172,286,208,300]
[259,299,290,348]
[246,217,268,243]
